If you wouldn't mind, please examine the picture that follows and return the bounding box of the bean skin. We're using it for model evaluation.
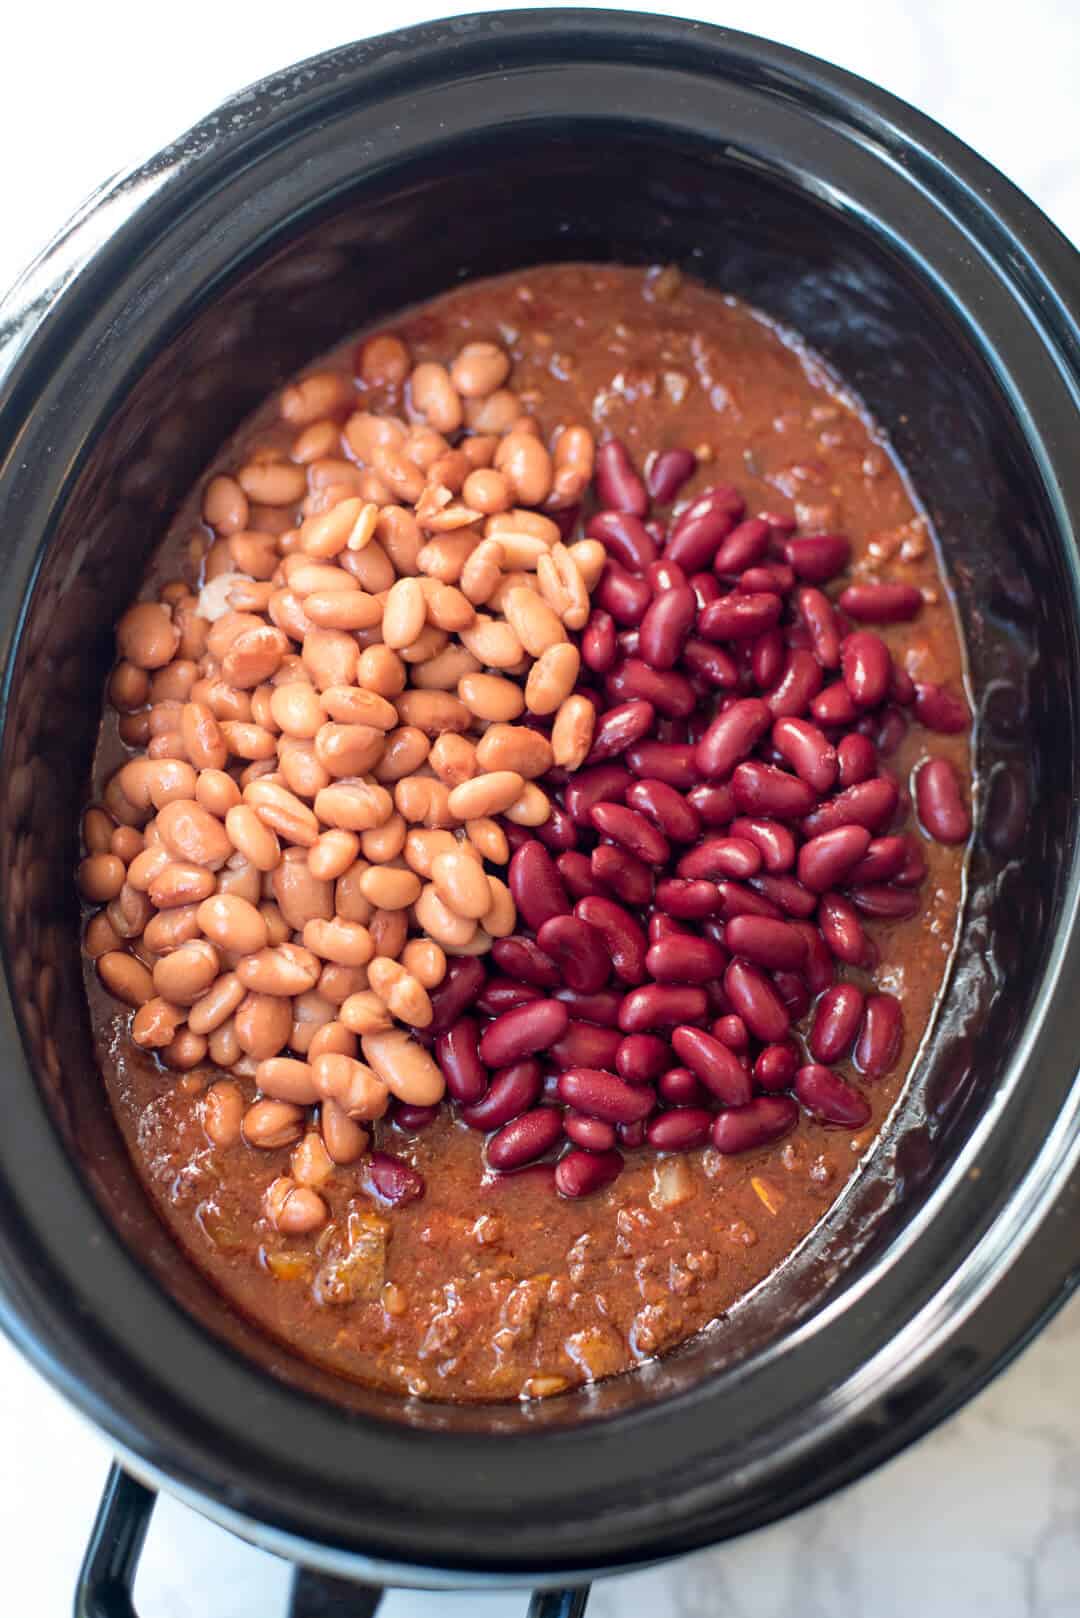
[487,1108,564,1170]
[459,1062,542,1130]
[854,993,904,1077]
[646,1110,712,1151]
[508,840,571,930]
[590,802,670,864]
[723,915,806,971]
[557,1068,655,1124]
[478,1000,569,1066]
[671,1026,752,1106]
[625,779,701,843]
[645,935,728,983]
[555,1149,623,1198]
[723,960,790,1042]
[574,896,648,984]
[711,1096,799,1154]
[809,984,866,1064]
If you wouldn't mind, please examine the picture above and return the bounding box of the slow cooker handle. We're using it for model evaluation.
[76,1464,591,1616]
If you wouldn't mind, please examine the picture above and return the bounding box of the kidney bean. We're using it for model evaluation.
[796,1064,871,1127]
[638,585,697,671]
[801,777,899,838]
[668,1025,750,1106]
[764,649,823,719]
[508,840,571,931]
[727,817,795,874]
[712,1095,798,1154]
[619,984,708,1032]
[723,914,806,971]
[555,851,602,901]
[645,935,729,983]
[698,591,782,642]
[575,895,648,984]
[594,440,650,516]
[731,762,817,820]
[781,533,851,582]
[557,1067,656,1125]
[582,609,618,673]
[624,779,700,844]
[714,880,783,921]
[872,705,907,759]
[708,1015,744,1052]
[811,683,858,727]
[648,912,688,943]
[687,574,720,614]
[838,582,922,623]
[808,984,865,1064]
[677,836,762,881]
[616,1033,670,1084]
[817,893,870,966]
[841,631,893,708]
[788,921,835,994]
[554,987,623,1026]
[723,960,790,1042]
[591,802,670,864]
[685,783,737,826]
[654,877,722,919]
[589,506,656,571]
[646,1109,712,1151]
[428,957,486,1033]
[773,970,811,1021]
[625,741,701,790]
[476,979,544,1016]
[586,699,655,764]
[894,838,928,886]
[564,764,631,827]
[845,836,908,885]
[915,757,971,844]
[854,993,903,1077]
[591,843,653,904]
[459,1061,542,1129]
[647,447,696,504]
[913,681,969,734]
[536,914,610,994]
[564,1113,618,1152]
[644,560,687,595]
[754,1041,800,1092]
[658,1067,708,1105]
[797,824,873,892]
[681,637,739,689]
[479,1000,569,1066]
[500,822,533,855]
[555,1148,623,1198]
[797,587,841,668]
[665,506,738,571]
[435,1017,488,1105]
[369,1152,425,1206]
[596,561,651,626]
[490,936,560,988]
[487,1107,564,1170]
[772,717,837,794]
[747,628,783,691]
[606,659,696,718]
[548,1020,624,1071]
[695,697,771,780]
[536,802,578,853]
[848,884,920,919]
[712,517,770,576]
[836,732,877,787]
[391,1102,439,1131]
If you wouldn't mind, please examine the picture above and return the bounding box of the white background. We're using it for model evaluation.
[2,2,1079,1614]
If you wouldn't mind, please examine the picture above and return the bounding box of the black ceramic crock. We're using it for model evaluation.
[1,10,1080,1610]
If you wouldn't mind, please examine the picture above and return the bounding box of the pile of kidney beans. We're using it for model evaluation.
[401,440,971,1199]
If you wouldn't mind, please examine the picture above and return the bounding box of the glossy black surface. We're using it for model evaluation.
[1,9,1079,1586]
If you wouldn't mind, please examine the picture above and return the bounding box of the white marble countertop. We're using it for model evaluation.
[2,1,1078,1611]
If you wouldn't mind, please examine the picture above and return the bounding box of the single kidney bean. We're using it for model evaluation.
[556,851,603,901]
[575,895,648,984]
[848,884,920,919]
[841,631,893,708]
[624,741,701,790]
[665,506,737,572]
[564,763,631,826]
[557,1068,655,1124]
[801,777,899,838]
[764,649,824,719]
[479,1000,570,1066]
[809,984,865,1064]
[460,1061,542,1130]
[391,1102,439,1131]
[773,970,811,1021]
[654,877,723,919]
[695,697,771,780]
[854,993,903,1077]
[476,979,544,1017]
[723,914,807,971]
[728,817,796,873]
[781,533,851,582]
[681,637,739,688]
[591,843,654,904]
[772,717,838,793]
[846,835,908,885]
[797,824,873,892]
[796,1064,871,1127]
[552,985,623,1028]
[564,1113,618,1152]
[491,936,561,988]
[536,802,578,853]
[686,782,737,826]
[817,893,870,966]
[368,1152,426,1206]
[731,762,817,820]
[536,914,610,994]
[435,1017,488,1104]
[811,683,858,727]
[645,559,687,594]
[671,1025,752,1105]
[508,840,571,931]
[589,507,658,571]
[594,441,649,516]
[607,660,697,719]
[428,957,486,1033]
[616,1033,670,1083]
[914,681,969,734]
[487,1107,564,1171]
[658,1067,708,1105]
[645,935,729,983]
[744,562,796,595]
[591,802,670,864]
[619,984,708,1032]
[596,561,652,626]
[711,1014,746,1051]
[754,1041,800,1092]
[715,880,784,921]
[915,757,971,843]
[748,628,784,691]
[586,700,655,764]
[836,732,877,787]
[647,1109,713,1151]
[713,516,771,576]
[698,591,783,642]
[838,582,922,623]
[678,836,762,881]
[638,585,697,670]
[548,1019,623,1071]
[724,960,790,1042]
[582,609,618,673]
[625,778,701,843]
[712,1095,798,1154]
[555,1147,623,1198]
[788,921,835,995]
[647,447,696,503]
[797,587,841,668]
